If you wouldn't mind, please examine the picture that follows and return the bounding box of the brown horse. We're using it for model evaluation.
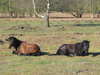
[6,37,41,56]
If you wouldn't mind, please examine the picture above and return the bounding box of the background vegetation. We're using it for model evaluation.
[0,0,100,18]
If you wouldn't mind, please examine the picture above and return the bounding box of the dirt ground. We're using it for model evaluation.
[0,12,100,21]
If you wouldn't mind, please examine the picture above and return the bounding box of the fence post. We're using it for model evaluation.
[45,14,50,27]
[46,0,50,27]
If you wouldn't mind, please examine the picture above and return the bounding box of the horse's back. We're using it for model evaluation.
[19,42,41,54]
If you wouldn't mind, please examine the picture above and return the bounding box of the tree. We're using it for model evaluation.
[93,0,100,18]
[0,0,9,16]
[50,0,69,12]
[32,0,50,27]
[68,0,90,18]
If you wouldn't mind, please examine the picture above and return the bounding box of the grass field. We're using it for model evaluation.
[0,19,100,75]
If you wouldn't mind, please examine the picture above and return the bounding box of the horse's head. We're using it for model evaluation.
[6,36,18,44]
[81,40,90,55]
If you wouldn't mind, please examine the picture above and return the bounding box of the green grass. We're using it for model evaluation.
[0,19,100,75]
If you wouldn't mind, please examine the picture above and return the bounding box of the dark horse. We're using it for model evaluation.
[6,37,41,56]
[56,40,90,56]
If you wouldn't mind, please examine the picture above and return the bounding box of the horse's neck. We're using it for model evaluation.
[14,39,22,48]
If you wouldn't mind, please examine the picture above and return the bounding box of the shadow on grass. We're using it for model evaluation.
[75,24,100,26]
[48,54,57,56]
[39,52,50,56]
[13,52,50,56]
[48,52,100,57]
[13,52,100,57]
[89,52,100,57]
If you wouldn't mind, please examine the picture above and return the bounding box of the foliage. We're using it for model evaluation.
[0,0,100,18]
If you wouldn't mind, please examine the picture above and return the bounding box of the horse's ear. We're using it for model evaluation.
[86,40,90,43]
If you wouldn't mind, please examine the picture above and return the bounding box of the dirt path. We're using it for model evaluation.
[0,17,100,21]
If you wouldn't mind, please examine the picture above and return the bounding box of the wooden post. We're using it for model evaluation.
[46,0,50,27]
[8,0,10,17]
[91,0,95,18]
[45,14,50,27]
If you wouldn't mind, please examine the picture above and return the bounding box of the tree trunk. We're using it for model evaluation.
[45,14,50,27]
[46,0,50,27]
[32,0,50,27]
[71,10,83,18]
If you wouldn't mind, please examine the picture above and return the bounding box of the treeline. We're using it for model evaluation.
[0,0,100,18]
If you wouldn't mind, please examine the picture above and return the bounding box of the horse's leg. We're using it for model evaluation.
[15,50,22,56]
[12,50,17,54]
[69,52,76,57]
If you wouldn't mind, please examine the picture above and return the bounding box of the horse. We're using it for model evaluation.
[56,40,90,56]
[6,36,41,56]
